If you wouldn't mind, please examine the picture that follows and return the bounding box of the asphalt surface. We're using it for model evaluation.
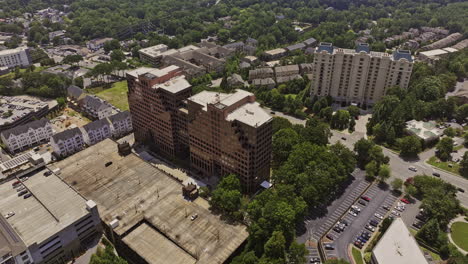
[324,183,400,260]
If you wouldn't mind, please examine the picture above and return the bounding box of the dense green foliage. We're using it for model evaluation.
[0,71,71,98]
[90,239,128,264]
[209,174,243,220]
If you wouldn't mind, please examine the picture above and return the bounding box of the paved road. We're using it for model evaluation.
[331,130,468,208]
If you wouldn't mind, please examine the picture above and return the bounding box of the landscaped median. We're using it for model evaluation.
[451,221,468,252]
[351,246,364,264]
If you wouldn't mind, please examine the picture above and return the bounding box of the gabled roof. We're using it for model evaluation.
[303,38,317,46]
[1,119,50,139]
[51,127,82,143]
[67,85,83,99]
[82,95,112,112]
[286,43,306,51]
[82,118,110,132]
[108,111,131,124]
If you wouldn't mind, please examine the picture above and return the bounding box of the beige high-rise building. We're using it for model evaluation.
[310,43,414,106]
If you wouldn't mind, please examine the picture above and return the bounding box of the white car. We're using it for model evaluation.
[351,205,361,212]
[190,214,198,221]
[349,210,358,217]
[391,210,400,216]
[365,225,375,232]
[374,213,383,219]
[4,212,15,219]
[409,166,417,172]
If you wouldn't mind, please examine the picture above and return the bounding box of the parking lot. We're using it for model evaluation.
[322,183,401,261]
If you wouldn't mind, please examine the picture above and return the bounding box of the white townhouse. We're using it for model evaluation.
[107,111,133,138]
[0,119,53,153]
[80,95,114,120]
[50,127,85,158]
[81,119,111,146]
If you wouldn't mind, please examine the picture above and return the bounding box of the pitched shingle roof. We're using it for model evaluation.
[82,95,112,112]
[51,127,82,142]
[1,118,50,139]
[108,111,130,124]
[82,118,110,132]
[67,85,83,99]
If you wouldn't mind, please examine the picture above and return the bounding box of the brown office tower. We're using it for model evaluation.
[187,90,272,192]
[127,66,192,158]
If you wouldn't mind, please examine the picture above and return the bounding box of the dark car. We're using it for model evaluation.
[457,187,465,193]
[340,219,349,226]
[362,232,371,239]
[324,244,335,250]
[382,205,390,211]
[354,241,363,249]
[44,171,52,177]
[361,196,371,202]
[326,234,335,240]
[358,200,367,206]
[369,220,379,227]
[341,137,346,140]
[359,235,369,242]
[333,226,342,233]
[270,111,276,115]
[432,172,441,177]
[413,221,423,229]
[18,190,28,197]
[24,193,32,199]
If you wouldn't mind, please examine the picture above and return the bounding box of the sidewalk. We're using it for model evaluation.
[448,215,468,255]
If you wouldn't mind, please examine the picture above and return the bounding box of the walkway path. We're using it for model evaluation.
[448,216,468,255]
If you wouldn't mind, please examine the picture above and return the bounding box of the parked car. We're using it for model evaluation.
[309,257,320,264]
[12,181,20,187]
[333,226,342,233]
[349,210,358,217]
[366,225,376,232]
[361,232,371,239]
[270,111,276,115]
[361,196,371,202]
[358,200,367,206]
[16,186,25,192]
[400,198,410,204]
[4,212,15,219]
[374,213,383,219]
[18,190,28,197]
[413,221,423,229]
[391,210,401,217]
[324,244,335,250]
[369,220,379,227]
[190,214,198,221]
[20,177,28,182]
[351,205,361,212]
[339,219,349,226]
[382,205,390,211]
[354,241,363,249]
[432,172,441,177]
[326,233,335,240]
[457,188,465,193]
[341,137,347,140]
[44,171,52,177]
[24,193,32,199]
[409,166,417,172]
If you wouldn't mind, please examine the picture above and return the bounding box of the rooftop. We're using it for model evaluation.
[372,218,428,264]
[127,65,180,79]
[0,95,55,127]
[0,46,28,56]
[48,139,248,264]
[264,48,287,55]
[138,44,169,57]
[153,75,191,94]
[0,170,91,247]
[406,120,442,140]
[1,118,49,139]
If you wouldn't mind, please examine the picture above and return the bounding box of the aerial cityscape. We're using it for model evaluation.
[0,0,467,264]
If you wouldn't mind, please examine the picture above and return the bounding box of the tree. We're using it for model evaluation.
[444,127,456,138]
[287,241,307,264]
[331,110,350,130]
[62,54,83,67]
[272,117,292,134]
[209,174,242,218]
[459,152,468,178]
[111,49,126,62]
[347,105,360,118]
[436,137,454,161]
[90,239,127,264]
[416,219,444,248]
[391,178,403,192]
[354,138,375,168]
[397,136,422,157]
[365,161,378,180]
[103,39,121,53]
[272,128,301,167]
[378,165,391,182]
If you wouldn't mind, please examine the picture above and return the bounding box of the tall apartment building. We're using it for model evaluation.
[128,67,273,192]
[0,47,32,69]
[127,66,192,158]
[310,43,414,106]
[187,90,272,192]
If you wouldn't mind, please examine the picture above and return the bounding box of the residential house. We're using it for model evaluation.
[107,111,132,138]
[50,127,84,158]
[249,68,274,81]
[86,38,113,51]
[275,65,300,78]
[286,43,306,53]
[81,119,111,146]
[67,85,84,102]
[0,119,53,153]
[262,48,287,60]
[80,95,114,120]
[303,38,317,47]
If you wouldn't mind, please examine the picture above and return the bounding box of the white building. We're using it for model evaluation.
[81,119,111,146]
[0,47,32,69]
[372,218,428,264]
[50,127,84,158]
[0,119,53,153]
[80,95,114,120]
[138,44,169,66]
[107,111,132,138]
[86,38,113,51]
[310,42,414,106]
[0,174,101,264]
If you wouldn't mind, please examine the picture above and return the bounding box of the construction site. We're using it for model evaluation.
[48,139,248,264]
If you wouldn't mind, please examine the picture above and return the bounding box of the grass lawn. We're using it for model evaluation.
[352,247,364,264]
[427,156,460,175]
[451,222,468,251]
[91,81,129,111]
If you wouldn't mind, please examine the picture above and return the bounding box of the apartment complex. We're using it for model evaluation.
[81,119,111,146]
[79,95,114,120]
[50,127,84,158]
[0,47,32,69]
[310,43,414,105]
[0,119,53,153]
[0,174,102,264]
[128,67,273,192]
[138,44,169,66]
[127,66,191,157]
[187,90,272,192]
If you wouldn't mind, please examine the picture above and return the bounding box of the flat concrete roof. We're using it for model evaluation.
[0,169,90,246]
[49,139,248,264]
[153,75,191,94]
[372,218,428,264]
[122,223,196,264]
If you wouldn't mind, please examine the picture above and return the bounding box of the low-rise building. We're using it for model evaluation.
[406,120,443,142]
[421,33,462,51]
[138,44,169,66]
[67,85,84,102]
[107,111,133,138]
[50,127,85,158]
[0,119,53,153]
[299,63,314,74]
[0,47,32,69]
[276,75,302,84]
[418,48,459,64]
[303,37,317,47]
[275,64,300,78]
[252,78,276,89]
[80,95,114,120]
[262,48,287,60]
[0,172,102,264]
[0,152,46,180]
[249,68,274,81]
[372,218,428,264]
[86,37,113,51]
[286,43,306,52]
[0,96,56,132]
[81,119,111,146]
